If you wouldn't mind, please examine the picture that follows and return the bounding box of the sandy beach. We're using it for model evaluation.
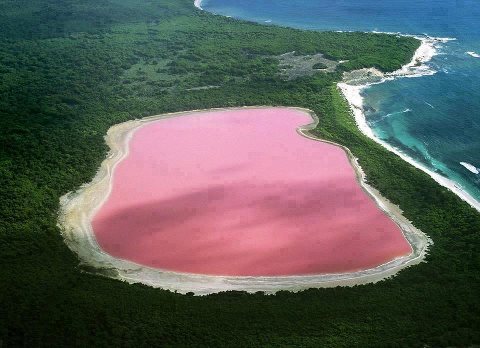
[338,35,480,213]
[58,107,430,295]
[191,1,480,212]
[194,0,203,10]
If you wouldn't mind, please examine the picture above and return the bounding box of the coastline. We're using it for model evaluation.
[194,0,203,10]
[58,107,430,295]
[338,35,480,212]
[191,0,479,211]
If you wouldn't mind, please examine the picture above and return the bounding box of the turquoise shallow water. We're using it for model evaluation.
[201,0,480,204]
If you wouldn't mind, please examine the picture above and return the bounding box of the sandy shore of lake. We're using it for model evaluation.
[58,107,430,295]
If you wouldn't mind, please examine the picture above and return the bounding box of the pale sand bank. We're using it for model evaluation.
[338,35,480,213]
[58,107,430,295]
[194,0,203,10]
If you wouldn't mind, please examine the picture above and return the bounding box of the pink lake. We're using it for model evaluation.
[92,108,412,276]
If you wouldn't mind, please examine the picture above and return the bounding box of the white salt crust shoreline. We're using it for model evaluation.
[338,35,480,212]
[58,107,430,295]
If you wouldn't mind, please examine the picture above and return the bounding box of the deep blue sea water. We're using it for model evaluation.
[201,0,480,206]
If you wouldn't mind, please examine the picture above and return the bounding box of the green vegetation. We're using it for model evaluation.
[0,0,479,346]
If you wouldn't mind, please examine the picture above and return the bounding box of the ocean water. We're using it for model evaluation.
[201,0,480,207]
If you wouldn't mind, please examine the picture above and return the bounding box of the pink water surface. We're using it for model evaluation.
[92,108,412,276]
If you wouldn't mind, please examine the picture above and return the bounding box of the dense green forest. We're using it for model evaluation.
[0,0,479,346]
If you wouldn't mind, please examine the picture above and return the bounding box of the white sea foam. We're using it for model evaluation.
[389,36,454,77]
[194,0,203,10]
[466,51,480,58]
[387,108,411,117]
[339,35,480,212]
[460,162,480,175]
[265,19,272,23]
[370,109,411,125]
[424,101,435,109]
